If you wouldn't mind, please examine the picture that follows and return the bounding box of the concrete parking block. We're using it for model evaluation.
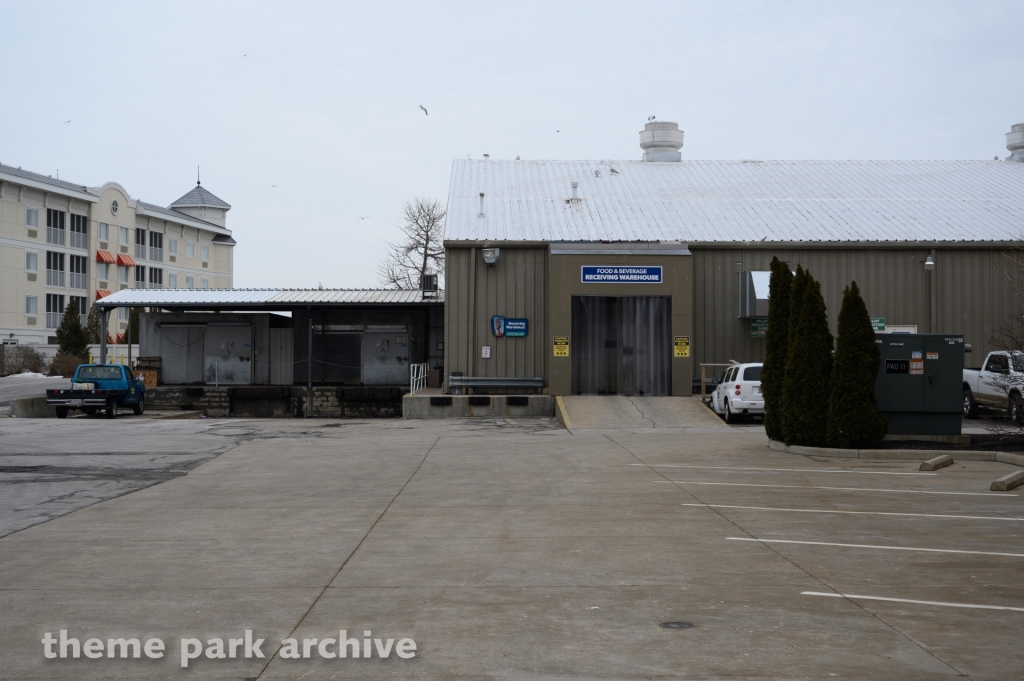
[920,454,954,471]
[991,469,1024,492]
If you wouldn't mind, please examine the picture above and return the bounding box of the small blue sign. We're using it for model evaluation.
[504,318,528,337]
[581,266,662,283]
[492,316,528,337]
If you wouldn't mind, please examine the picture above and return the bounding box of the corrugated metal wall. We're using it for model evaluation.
[692,247,1019,378]
[444,247,548,381]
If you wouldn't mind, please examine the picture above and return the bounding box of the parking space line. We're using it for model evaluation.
[629,464,936,476]
[682,503,1024,521]
[802,591,1024,612]
[727,537,1024,558]
[655,480,1013,497]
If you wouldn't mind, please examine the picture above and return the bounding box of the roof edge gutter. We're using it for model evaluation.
[687,240,1024,250]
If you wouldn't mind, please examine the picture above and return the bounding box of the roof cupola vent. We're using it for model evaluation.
[1007,123,1024,162]
[640,121,683,162]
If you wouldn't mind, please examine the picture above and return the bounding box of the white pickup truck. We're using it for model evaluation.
[963,351,1024,424]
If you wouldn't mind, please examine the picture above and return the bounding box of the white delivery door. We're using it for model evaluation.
[204,325,253,385]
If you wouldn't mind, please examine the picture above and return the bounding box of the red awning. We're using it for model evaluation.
[95,250,116,264]
[117,253,136,267]
[95,289,112,300]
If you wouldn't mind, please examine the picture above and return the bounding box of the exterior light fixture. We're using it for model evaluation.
[481,248,500,265]
[924,256,935,271]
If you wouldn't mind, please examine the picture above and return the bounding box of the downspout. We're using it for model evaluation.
[469,248,477,378]
[307,306,313,418]
[930,248,937,334]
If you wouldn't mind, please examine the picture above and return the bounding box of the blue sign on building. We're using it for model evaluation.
[581,266,663,283]
[504,318,528,337]
[492,316,529,337]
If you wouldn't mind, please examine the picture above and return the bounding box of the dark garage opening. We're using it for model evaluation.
[571,296,671,396]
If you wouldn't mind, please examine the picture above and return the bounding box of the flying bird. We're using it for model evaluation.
[609,167,619,175]
[358,217,370,220]
[556,129,560,133]
[419,105,428,115]
[483,154,490,159]
[515,155,521,160]
[648,115,656,121]
[240,53,247,58]
[594,170,601,177]
[64,120,71,124]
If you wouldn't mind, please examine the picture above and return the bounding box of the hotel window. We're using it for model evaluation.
[69,255,88,290]
[149,232,164,262]
[119,226,130,244]
[135,265,147,288]
[46,252,65,287]
[45,294,65,329]
[25,295,38,315]
[201,244,209,262]
[119,306,128,321]
[135,228,147,260]
[46,209,66,246]
[97,262,110,281]
[148,267,163,288]
[25,252,38,272]
[168,238,178,255]
[70,295,88,325]
[26,207,39,228]
[168,273,178,288]
[186,241,195,258]
[186,275,194,289]
[118,265,129,283]
[200,278,209,289]
[98,222,109,241]
[69,214,88,250]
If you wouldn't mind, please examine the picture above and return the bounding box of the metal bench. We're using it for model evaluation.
[447,375,544,394]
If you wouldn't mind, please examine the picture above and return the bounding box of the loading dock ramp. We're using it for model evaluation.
[556,396,729,430]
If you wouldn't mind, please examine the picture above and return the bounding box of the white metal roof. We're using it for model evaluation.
[445,159,1024,244]
[95,288,444,307]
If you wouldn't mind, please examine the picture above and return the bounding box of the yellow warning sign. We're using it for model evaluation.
[553,336,569,357]
[674,336,690,358]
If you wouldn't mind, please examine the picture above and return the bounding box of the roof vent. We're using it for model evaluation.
[1007,123,1024,162]
[640,121,683,162]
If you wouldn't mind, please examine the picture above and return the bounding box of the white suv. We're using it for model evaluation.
[709,363,764,423]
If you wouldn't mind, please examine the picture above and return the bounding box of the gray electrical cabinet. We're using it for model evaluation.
[874,333,965,435]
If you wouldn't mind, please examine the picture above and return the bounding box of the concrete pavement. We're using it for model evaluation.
[0,373,67,407]
[1,416,1022,679]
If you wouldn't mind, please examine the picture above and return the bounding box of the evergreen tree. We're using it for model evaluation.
[762,257,793,441]
[55,299,89,358]
[826,281,887,447]
[127,307,142,344]
[781,274,833,446]
[84,305,102,344]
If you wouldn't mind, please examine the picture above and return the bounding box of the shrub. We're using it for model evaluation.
[3,346,45,374]
[49,351,86,378]
[762,257,793,441]
[826,281,887,447]
[781,274,833,446]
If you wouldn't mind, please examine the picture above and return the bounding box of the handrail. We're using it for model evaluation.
[410,363,428,394]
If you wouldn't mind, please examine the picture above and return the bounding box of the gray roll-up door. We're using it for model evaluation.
[157,325,205,384]
[571,296,671,396]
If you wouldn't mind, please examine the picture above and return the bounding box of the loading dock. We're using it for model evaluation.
[94,288,443,417]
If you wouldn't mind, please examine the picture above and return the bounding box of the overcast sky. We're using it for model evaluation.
[3,1,1022,288]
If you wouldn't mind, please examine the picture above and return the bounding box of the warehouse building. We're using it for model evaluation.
[442,121,1024,396]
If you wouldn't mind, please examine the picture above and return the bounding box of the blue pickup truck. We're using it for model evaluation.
[45,364,146,419]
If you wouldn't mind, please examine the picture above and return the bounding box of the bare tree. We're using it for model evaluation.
[377,198,446,289]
